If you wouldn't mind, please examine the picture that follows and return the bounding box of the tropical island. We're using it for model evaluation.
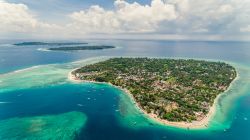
[14,42,87,46]
[69,58,237,128]
[48,45,115,51]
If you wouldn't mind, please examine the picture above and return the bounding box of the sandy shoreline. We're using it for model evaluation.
[68,68,238,129]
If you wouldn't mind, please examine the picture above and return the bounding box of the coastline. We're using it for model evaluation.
[68,68,238,129]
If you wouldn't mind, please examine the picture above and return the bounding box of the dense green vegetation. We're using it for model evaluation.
[14,42,87,46]
[48,45,115,51]
[73,58,236,122]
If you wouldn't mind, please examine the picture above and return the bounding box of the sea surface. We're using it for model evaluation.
[0,40,250,140]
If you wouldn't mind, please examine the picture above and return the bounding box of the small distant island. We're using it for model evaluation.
[48,45,115,51]
[70,58,237,128]
[14,42,87,46]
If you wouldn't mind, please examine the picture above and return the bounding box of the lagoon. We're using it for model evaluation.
[0,40,250,139]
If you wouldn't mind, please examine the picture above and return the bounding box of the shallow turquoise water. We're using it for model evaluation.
[0,40,250,139]
[0,111,87,140]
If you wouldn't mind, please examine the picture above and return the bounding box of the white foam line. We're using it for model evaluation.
[0,44,14,47]
[37,48,51,52]
[13,65,40,73]
[0,56,110,76]
[0,64,51,77]
[0,102,11,104]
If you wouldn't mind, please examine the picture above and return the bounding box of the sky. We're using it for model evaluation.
[0,0,250,41]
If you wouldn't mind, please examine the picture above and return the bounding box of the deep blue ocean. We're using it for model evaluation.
[0,40,250,140]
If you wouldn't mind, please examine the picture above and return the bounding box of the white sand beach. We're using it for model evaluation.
[68,68,238,129]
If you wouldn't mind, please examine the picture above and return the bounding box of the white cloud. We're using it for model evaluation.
[0,0,250,40]
[0,0,62,38]
[68,0,250,35]
[240,25,250,32]
[69,0,178,33]
[0,1,37,32]
[68,5,120,33]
